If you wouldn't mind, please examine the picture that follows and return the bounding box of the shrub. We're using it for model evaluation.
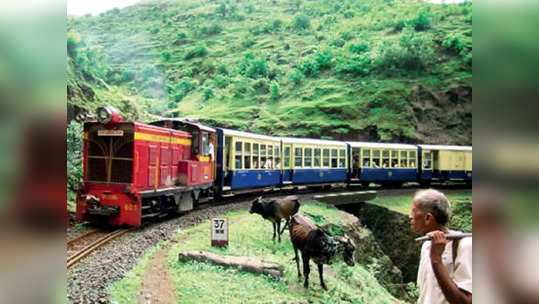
[293,15,311,31]
[167,101,179,109]
[272,19,283,30]
[288,70,304,86]
[267,67,280,80]
[203,87,215,100]
[336,57,371,76]
[216,3,227,16]
[377,29,434,71]
[161,52,171,61]
[340,31,354,41]
[298,59,319,77]
[409,11,431,31]
[214,75,229,88]
[315,50,334,70]
[239,54,267,79]
[67,121,83,192]
[270,82,280,100]
[253,79,270,94]
[120,70,136,82]
[67,31,82,58]
[330,39,345,48]
[200,24,222,36]
[185,46,207,60]
[149,26,160,34]
[442,36,465,55]
[343,10,355,18]
[393,20,405,32]
[242,39,256,48]
[217,64,229,75]
[177,32,187,39]
[141,66,158,80]
[349,43,369,54]
[245,4,255,13]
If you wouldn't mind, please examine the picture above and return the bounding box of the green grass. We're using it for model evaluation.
[110,202,400,303]
[370,190,472,215]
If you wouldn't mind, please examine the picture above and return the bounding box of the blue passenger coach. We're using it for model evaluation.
[216,128,281,191]
[418,145,472,185]
[281,137,348,185]
[348,142,419,187]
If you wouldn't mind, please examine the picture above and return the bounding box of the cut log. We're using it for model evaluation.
[178,250,284,278]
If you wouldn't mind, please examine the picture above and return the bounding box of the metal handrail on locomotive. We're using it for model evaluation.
[76,107,472,227]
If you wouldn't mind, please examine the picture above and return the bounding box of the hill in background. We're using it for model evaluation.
[67,0,471,144]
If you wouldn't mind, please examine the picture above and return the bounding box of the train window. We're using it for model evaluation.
[253,143,259,169]
[244,142,251,169]
[423,152,432,169]
[260,144,267,169]
[409,151,416,168]
[192,130,199,155]
[362,149,371,168]
[224,136,231,174]
[235,141,242,169]
[391,150,398,168]
[284,146,291,168]
[382,150,389,168]
[372,150,380,168]
[323,149,330,167]
[400,151,407,168]
[294,148,303,167]
[201,132,210,155]
[339,149,346,168]
[274,146,281,169]
[331,149,338,168]
[314,148,321,167]
[304,148,313,167]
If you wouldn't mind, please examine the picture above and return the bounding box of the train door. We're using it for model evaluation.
[223,136,232,188]
[282,144,292,184]
[351,148,360,180]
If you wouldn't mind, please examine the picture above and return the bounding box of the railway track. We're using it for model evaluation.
[67,228,132,268]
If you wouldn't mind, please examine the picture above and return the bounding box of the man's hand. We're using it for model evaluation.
[428,230,449,263]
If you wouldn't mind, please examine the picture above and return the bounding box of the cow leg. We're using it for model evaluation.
[272,222,276,242]
[276,220,281,242]
[279,218,289,235]
[302,252,310,289]
[293,245,301,279]
[318,264,327,290]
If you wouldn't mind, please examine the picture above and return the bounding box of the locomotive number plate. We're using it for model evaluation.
[98,130,124,136]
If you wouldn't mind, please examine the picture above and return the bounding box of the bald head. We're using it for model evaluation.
[413,189,452,225]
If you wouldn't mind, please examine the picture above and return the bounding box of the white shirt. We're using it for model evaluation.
[417,235,472,304]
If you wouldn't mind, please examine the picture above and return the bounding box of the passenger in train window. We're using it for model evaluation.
[264,158,272,169]
[410,161,415,167]
[392,160,399,168]
[274,159,281,169]
[383,160,389,168]
[253,159,258,168]
[363,159,370,167]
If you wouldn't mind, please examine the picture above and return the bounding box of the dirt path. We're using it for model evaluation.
[137,214,251,304]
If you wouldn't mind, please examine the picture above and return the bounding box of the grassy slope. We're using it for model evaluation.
[370,190,472,214]
[109,203,400,303]
[67,0,472,143]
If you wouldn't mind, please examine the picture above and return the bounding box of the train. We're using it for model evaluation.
[76,106,472,227]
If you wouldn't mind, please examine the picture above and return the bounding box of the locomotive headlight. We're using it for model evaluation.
[96,106,122,124]
[97,106,113,123]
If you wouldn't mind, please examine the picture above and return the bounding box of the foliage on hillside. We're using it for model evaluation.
[67,0,472,143]
[109,203,401,303]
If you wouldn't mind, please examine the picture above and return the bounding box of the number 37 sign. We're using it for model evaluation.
[211,217,228,247]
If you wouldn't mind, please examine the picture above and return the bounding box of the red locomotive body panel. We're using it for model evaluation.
[77,120,215,226]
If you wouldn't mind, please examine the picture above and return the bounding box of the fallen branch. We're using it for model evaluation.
[178,250,284,278]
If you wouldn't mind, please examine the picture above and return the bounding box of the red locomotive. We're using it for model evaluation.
[76,107,216,226]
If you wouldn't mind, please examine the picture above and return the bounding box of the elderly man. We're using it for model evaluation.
[409,189,472,304]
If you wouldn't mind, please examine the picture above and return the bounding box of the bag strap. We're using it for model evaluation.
[452,238,461,265]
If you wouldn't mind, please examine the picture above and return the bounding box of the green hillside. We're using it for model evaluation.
[67,0,471,143]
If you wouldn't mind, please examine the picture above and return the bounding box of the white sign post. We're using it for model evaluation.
[211,217,228,247]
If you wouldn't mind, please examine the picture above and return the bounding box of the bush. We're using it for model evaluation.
[349,43,369,54]
[293,14,311,31]
[336,57,371,76]
[272,19,283,30]
[239,54,267,79]
[177,32,187,39]
[161,52,171,61]
[409,11,431,31]
[214,75,229,88]
[288,70,304,86]
[442,36,465,55]
[200,24,222,36]
[393,20,405,32]
[343,10,355,18]
[216,3,227,16]
[253,79,270,94]
[270,82,280,100]
[245,4,255,14]
[377,29,434,71]
[330,39,345,48]
[120,70,136,82]
[149,26,160,34]
[185,46,207,60]
[242,39,256,48]
[297,59,319,77]
[67,31,82,58]
[217,64,229,75]
[141,66,158,80]
[67,121,83,192]
[340,31,354,41]
[203,87,215,100]
[315,50,334,69]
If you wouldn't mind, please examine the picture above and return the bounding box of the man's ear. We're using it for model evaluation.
[425,212,434,224]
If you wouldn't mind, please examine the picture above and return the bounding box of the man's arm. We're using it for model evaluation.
[429,231,472,304]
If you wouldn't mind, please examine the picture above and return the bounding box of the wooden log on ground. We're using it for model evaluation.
[178,250,284,278]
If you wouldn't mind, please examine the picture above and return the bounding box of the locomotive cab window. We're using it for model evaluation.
[201,131,210,156]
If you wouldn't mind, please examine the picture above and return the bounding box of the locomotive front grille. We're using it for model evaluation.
[86,123,134,184]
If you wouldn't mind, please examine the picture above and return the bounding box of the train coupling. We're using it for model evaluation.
[86,194,120,217]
